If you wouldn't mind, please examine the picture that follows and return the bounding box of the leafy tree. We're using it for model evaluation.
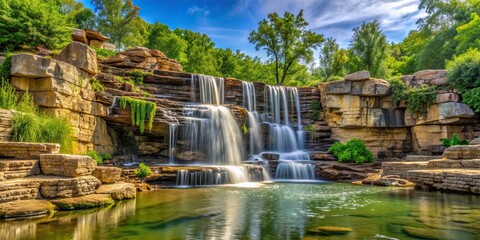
[121,17,149,48]
[455,12,480,54]
[349,20,388,78]
[174,29,220,75]
[73,8,97,29]
[0,0,72,51]
[249,10,324,85]
[318,38,339,78]
[91,0,140,48]
[146,22,187,63]
[416,26,457,70]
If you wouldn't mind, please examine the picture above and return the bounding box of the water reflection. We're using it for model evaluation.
[1,183,480,239]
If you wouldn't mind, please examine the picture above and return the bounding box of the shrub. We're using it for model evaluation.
[328,139,375,164]
[388,77,408,105]
[303,124,316,141]
[241,124,248,135]
[135,163,152,178]
[127,69,148,85]
[119,97,156,134]
[405,85,437,117]
[91,46,117,58]
[440,133,469,148]
[87,150,103,165]
[446,48,480,93]
[0,54,12,81]
[100,153,112,160]
[462,87,480,112]
[12,112,73,153]
[0,0,71,51]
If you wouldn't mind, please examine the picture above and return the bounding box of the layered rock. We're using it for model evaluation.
[92,166,122,183]
[318,70,478,157]
[39,154,96,177]
[102,46,183,72]
[0,142,59,159]
[0,110,13,142]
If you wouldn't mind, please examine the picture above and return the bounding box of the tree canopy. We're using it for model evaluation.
[249,10,324,85]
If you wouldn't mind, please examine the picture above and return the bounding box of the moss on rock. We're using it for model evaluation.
[51,194,114,210]
[0,200,55,219]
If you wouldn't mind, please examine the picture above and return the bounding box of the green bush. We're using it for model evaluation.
[12,112,73,153]
[87,150,103,165]
[388,77,408,105]
[405,85,437,117]
[446,48,480,93]
[135,163,152,178]
[462,87,480,112]
[91,46,117,58]
[440,133,469,148]
[0,0,71,51]
[0,54,12,81]
[100,153,112,160]
[119,97,156,134]
[127,70,148,85]
[328,139,375,164]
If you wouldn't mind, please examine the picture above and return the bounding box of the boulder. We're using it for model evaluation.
[0,160,40,179]
[92,166,122,183]
[0,178,41,203]
[351,78,390,96]
[443,145,480,160]
[39,154,96,177]
[56,42,98,74]
[51,194,114,210]
[430,77,447,86]
[0,200,54,219]
[71,29,87,44]
[96,182,136,200]
[344,70,370,81]
[39,175,101,198]
[435,93,460,103]
[413,69,446,81]
[85,29,110,42]
[10,54,56,78]
[323,81,352,95]
[438,102,475,119]
[469,138,480,145]
[125,46,151,58]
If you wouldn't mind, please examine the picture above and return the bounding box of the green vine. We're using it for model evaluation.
[119,96,156,134]
[388,77,408,105]
[303,124,316,141]
[388,78,436,117]
[309,101,320,120]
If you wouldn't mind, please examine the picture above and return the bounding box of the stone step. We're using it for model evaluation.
[0,178,41,203]
[0,160,40,180]
[39,154,96,177]
[407,168,480,194]
[427,159,480,169]
[382,162,429,179]
[443,145,480,160]
[0,142,59,160]
[405,155,441,162]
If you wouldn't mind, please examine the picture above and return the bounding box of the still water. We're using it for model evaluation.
[2,182,480,240]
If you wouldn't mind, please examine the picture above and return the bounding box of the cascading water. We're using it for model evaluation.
[241,83,314,180]
[242,81,263,155]
[175,166,252,186]
[275,161,315,180]
[163,110,179,164]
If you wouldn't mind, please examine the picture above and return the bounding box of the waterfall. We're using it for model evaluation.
[183,105,245,165]
[175,166,251,186]
[168,123,177,164]
[263,85,309,160]
[191,74,224,105]
[242,81,263,155]
[275,161,316,180]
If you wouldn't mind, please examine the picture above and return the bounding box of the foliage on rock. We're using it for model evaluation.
[0,0,72,51]
[388,77,408,105]
[91,46,117,58]
[388,77,436,116]
[90,78,105,92]
[328,139,375,164]
[135,163,152,178]
[309,101,320,120]
[446,48,480,112]
[440,133,469,148]
[127,69,148,85]
[119,97,156,134]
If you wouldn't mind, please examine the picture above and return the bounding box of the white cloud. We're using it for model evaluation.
[249,0,427,46]
[188,6,210,17]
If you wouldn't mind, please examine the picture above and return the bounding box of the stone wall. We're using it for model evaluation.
[0,109,13,142]
[318,70,478,158]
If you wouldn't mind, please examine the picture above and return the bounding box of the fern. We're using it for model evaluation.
[119,97,156,134]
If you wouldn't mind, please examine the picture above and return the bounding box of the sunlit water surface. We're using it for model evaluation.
[2,182,480,240]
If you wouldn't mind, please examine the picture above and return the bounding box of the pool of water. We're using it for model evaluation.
[2,182,480,240]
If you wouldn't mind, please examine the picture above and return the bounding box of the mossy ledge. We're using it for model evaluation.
[119,96,156,134]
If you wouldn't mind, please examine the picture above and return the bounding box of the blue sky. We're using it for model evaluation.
[80,0,426,60]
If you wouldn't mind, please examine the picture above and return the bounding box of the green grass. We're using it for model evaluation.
[12,112,73,153]
[91,46,118,58]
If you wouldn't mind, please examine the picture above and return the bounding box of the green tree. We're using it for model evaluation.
[455,12,480,54]
[0,0,72,51]
[73,8,96,29]
[146,22,187,63]
[249,10,324,85]
[318,38,339,78]
[91,0,140,48]
[174,29,220,75]
[349,20,388,78]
